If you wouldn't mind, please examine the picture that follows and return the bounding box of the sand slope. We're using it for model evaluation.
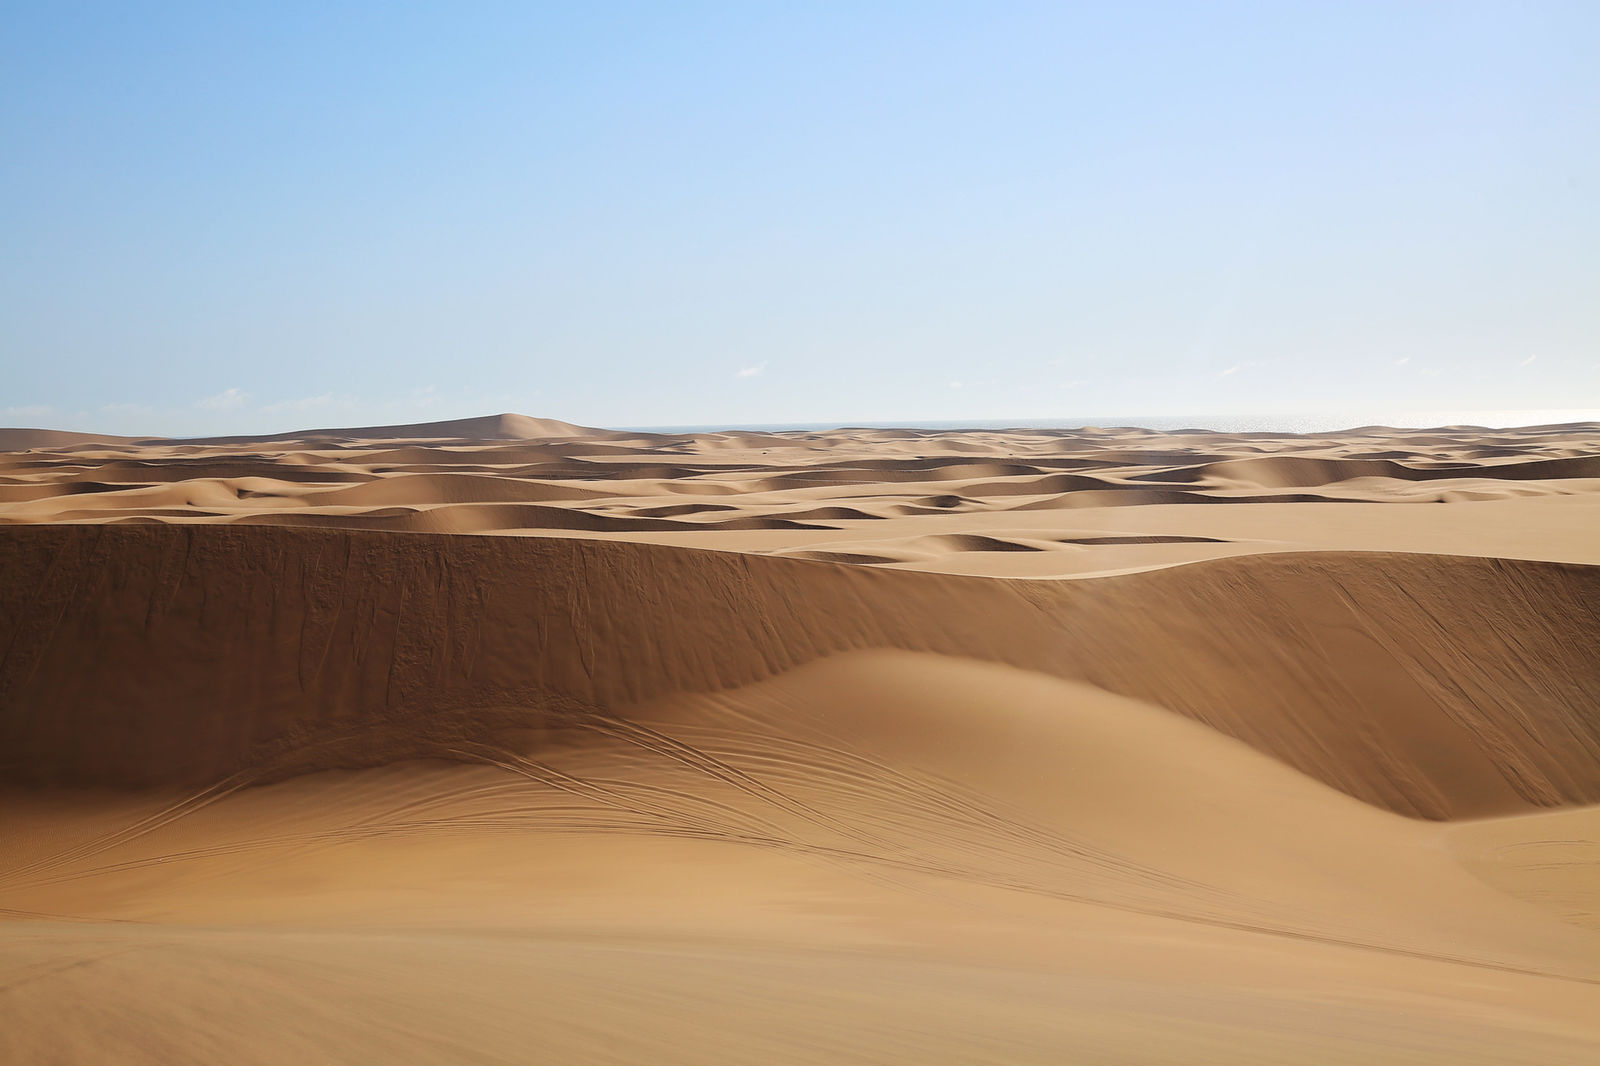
[5,652,1600,1063]
[4,524,1599,818]
[4,421,1600,1063]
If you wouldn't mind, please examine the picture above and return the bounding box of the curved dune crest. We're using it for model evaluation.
[3,524,1597,820]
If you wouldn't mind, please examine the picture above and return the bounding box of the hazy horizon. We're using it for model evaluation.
[5,2,1596,437]
[11,406,1600,442]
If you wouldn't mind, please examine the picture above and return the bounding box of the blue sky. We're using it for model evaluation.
[3,1,1596,434]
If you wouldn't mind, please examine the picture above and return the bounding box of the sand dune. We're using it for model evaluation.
[5,524,1597,818]
[0,427,145,451]
[4,418,1600,1063]
[166,411,601,445]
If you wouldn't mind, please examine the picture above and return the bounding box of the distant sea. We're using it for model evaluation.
[629,409,1600,436]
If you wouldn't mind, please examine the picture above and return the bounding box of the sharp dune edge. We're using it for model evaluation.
[5,421,1600,1064]
[5,524,1600,822]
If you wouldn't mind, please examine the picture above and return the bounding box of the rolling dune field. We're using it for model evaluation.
[3,415,1600,1063]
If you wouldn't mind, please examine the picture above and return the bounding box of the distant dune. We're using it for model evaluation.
[165,411,602,445]
[0,427,146,451]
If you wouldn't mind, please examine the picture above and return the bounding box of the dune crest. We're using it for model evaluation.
[4,523,1597,821]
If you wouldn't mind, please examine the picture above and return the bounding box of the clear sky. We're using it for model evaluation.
[3,1,1596,434]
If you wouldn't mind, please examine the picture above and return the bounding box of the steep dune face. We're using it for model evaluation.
[1021,554,1600,818]
[3,524,1597,819]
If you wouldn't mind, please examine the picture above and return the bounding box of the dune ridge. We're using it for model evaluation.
[4,523,1596,820]
[0,427,146,451]
[159,412,601,446]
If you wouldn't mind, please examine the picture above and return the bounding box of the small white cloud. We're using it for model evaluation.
[1394,357,1410,367]
[1519,355,1537,367]
[3,404,55,420]
[263,393,336,414]
[1060,379,1085,390]
[948,380,965,389]
[1219,364,1243,377]
[100,401,152,415]
[735,362,767,379]
[196,387,249,411]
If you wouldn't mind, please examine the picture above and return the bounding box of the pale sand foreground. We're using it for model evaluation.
[3,415,1600,1063]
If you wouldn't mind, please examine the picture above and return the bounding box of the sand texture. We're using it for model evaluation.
[3,416,1600,1064]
